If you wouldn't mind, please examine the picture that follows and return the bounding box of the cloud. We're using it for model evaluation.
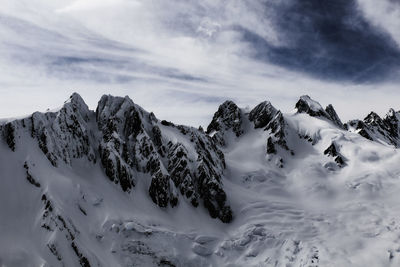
[356,0,400,47]
[0,0,400,127]
[233,0,400,83]
[56,0,140,13]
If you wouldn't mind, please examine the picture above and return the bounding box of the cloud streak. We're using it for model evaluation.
[234,0,400,82]
[0,0,400,126]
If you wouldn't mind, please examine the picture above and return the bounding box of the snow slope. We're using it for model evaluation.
[2,93,400,266]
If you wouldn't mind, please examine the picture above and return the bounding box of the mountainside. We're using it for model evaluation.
[2,93,400,266]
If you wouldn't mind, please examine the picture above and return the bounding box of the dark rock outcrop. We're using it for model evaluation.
[325,104,344,128]
[3,122,16,151]
[149,170,178,208]
[383,109,400,139]
[24,161,41,187]
[296,95,343,128]
[266,137,277,154]
[324,142,346,167]
[0,93,233,223]
[0,93,96,166]
[95,95,232,222]
[197,161,232,223]
[296,95,327,118]
[207,100,243,146]
[167,143,198,206]
[347,109,400,147]
[265,111,291,153]
[96,95,140,191]
[249,101,278,129]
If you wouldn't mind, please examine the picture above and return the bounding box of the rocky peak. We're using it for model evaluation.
[384,108,400,126]
[295,95,326,117]
[207,100,243,146]
[95,95,232,222]
[384,109,400,139]
[96,95,142,131]
[364,112,384,126]
[386,108,397,118]
[295,95,343,128]
[64,93,91,119]
[95,95,147,192]
[27,93,96,166]
[0,93,233,223]
[265,111,293,166]
[249,101,278,129]
[0,93,97,167]
[346,119,373,140]
[347,110,400,147]
[325,104,344,128]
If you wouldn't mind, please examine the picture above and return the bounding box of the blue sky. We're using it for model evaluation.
[0,0,400,126]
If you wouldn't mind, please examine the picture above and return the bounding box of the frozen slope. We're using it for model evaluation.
[2,94,400,266]
[212,108,400,266]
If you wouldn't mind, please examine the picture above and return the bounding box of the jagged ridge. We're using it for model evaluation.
[0,93,232,223]
[2,92,400,226]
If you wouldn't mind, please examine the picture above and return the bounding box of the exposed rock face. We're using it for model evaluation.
[24,161,41,188]
[249,101,278,129]
[0,93,233,223]
[209,99,296,168]
[364,112,386,128]
[324,142,346,167]
[296,95,343,128]
[266,137,277,154]
[2,122,16,151]
[96,95,142,191]
[95,94,231,221]
[207,100,243,145]
[325,104,344,128]
[262,111,294,168]
[296,95,327,117]
[161,122,229,222]
[197,161,232,223]
[208,99,294,168]
[347,109,400,147]
[346,120,373,140]
[167,142,198,206]
[384,109,400,139]
[95,95,232,222]
[40,193,92,267]
[265,111,292,154]
[1,93,96,166]
[149,170,178,208]
[151,125,165,156]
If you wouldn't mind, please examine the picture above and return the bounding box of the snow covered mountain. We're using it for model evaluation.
[2,93,400,266]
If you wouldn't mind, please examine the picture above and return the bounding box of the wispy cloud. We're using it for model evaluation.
[0,0,399,126]
[235,0,400,82]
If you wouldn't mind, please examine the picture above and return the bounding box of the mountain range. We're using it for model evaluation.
[2,93,400,266]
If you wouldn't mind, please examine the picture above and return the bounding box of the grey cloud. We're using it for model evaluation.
[231,0,400,83]
[1,0,400,127]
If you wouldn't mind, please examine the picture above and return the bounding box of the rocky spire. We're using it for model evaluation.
[295,95,344,128]
[207,100,243,146]
[249,101,278,129]
[346,109,400,147]
[325,104,344,128]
